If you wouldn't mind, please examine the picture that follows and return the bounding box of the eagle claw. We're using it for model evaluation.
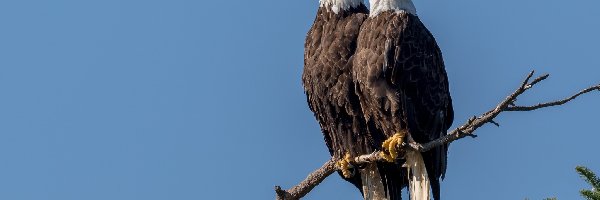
[336,153,354,178]
[380,131,407,162]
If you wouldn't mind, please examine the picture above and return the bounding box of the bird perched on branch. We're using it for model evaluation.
[303,0,453,199]
[353,0,454,199]
[303,0,372,191]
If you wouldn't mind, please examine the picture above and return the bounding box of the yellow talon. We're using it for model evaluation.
[380,131,406,162]
[336,153,353,178]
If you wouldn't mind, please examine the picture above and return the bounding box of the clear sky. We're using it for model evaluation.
[0,0,599,199]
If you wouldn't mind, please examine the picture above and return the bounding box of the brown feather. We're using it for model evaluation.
[353,11,454,200]
[302,4,374,192]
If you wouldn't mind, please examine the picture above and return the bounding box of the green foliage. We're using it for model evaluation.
[580,190,600,200]
[576,166,600,200]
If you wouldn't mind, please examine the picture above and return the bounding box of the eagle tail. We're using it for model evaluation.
[360,163,391,200]
[405,150,431,200]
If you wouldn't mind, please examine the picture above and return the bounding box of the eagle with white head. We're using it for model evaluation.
[303,0,453,199]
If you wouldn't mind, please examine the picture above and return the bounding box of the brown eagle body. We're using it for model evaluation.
[352,11,454,200]
[303,2,453,200]
[302,4,372,191]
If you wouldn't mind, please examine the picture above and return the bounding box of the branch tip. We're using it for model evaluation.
[275,185,282,192]
[530,74,549,86]
[489,120,501,127]
[522,70,536,87]
[275,185,290,200]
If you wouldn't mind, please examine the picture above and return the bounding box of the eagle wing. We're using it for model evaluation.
[302,5,373,192]
[352,12,454,200]
[386,13,454,200]
[303,6,370,157]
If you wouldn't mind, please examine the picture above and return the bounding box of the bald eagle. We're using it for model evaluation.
[303,0,372,190]
[303,0,453,199]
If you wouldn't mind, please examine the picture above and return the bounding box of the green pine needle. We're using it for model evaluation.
[577,166,600,200]
[576,166,600,191]
[580,189,600,200]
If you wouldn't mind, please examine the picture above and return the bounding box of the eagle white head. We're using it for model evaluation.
[319,0,364,14]
[370,0,417,16]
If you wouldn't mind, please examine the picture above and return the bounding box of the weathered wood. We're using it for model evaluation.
[275,71,600,200]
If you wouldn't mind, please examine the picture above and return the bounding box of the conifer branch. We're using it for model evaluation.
[577,166,600,200]
[275,71,600,200]
[580,190,600,200]
[577,166,600,191]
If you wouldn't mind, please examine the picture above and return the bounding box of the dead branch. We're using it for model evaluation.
[275,159,337,200]
[275,71,600,200]
[505,84,600,112]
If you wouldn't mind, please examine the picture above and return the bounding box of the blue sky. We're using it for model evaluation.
[0,0,599,199]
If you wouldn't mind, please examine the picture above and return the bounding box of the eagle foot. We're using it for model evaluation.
[336,153,354,178]
[379,131,407,162]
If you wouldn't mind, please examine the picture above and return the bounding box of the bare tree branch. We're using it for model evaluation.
[275,71,600,200]
[275,159,337,200]
[506,84,600,111]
